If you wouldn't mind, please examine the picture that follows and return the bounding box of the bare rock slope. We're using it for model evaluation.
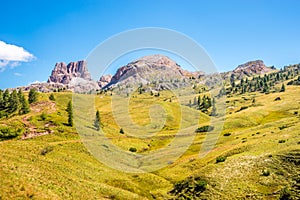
[48,60,91,84]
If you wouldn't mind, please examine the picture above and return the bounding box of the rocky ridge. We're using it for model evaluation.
[47,60,91,84]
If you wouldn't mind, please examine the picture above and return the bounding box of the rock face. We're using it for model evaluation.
[222,60,275,81]
[98,75,112,88]
[47,60,91,84]
[233,60,272,76]
[105,54,203,90]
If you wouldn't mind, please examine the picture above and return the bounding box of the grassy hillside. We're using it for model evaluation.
[0,84,300,199]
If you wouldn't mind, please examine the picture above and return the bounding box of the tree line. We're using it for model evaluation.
[0,88,38,118]
[189,95,217,116]
[220,64,300,96]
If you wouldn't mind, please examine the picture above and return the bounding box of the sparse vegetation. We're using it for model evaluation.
[223,132,231,136]
[216,156,227,163]
[195,125,214,133]
[40,145,54,155]
[169,176,208,199]
[129,147,137,152]
[1,67,300,199]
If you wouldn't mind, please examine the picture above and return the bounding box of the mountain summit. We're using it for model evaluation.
[47,60,91,84]
[105,54,203,90]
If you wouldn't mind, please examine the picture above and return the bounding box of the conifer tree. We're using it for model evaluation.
[49,93,55,101]
[66,101,73,127]
[94,110,101,131]
[0,90,3,109]
[9,90,19,112]
[280,83,285,92]
[28,88,38,104]
[197,96,201,106]
[211,98,217,116]
[3,89,10,109]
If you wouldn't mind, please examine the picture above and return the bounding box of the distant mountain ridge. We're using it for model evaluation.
[222,60,275,81]
[104,54,204,90]
[20,55,280,92]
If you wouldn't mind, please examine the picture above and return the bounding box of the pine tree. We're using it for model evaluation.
[49,93,55,101]
[193,97,197,105]
[197,96,201,106]
[3,89,10,109]
[28,88,38,104]
[0,90,3,109]
[211,98,217,116]
[94,110,101,131]
[280,83,285,92]
[9,90,19,113]
[66,101,73,127]
[19,94,30,114]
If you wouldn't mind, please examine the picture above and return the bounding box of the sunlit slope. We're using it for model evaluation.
[0,85,299,199]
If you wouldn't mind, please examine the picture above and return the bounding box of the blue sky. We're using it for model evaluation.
[1,0,300,89]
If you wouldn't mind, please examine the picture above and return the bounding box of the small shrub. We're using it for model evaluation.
[40,146,53,155]
[0,127,19,140]
[129,147,137,152]
[279,187,291,200]
[169,176,207,198]
[262,169,270,176]
[49,93,55,101]
[279,139,286,143]
[223,133,231,136]
[274,97,281,101]
[119,128,124,134]
[256,132,260,135]
[40,113,47,121]
[279,125,287,130]
[236,106,248,112]
[195,125,214,133]
[216,156,227,163]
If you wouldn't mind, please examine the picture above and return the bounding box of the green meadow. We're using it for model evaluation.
[0,83,300,199]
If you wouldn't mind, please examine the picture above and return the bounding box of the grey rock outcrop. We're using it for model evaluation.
[47,60,91,84]
[105,54,203,91]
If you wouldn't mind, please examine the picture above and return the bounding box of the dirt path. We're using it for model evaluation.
[21,101,56,140]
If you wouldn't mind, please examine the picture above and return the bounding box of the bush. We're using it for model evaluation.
[223,133,231,136]
[195,125,214,133]
[236,106,248,112]
[279,139,286,143]
[49,93,55,101]
[169,176,207,198]
[0,127,19,140]
[279,125,288,130]
[40,113,47,121]
[262,169,270,176]
[279,187,291,200]
[129,147,137,152]
[119,128,124,134]
[40,146,54,155]
[216,156,227,163]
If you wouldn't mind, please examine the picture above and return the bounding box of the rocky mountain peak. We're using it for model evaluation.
[233,60,272,75]
[47,60,91,84]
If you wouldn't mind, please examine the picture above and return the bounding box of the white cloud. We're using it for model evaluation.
[0,40,35,71]
[14,72,22,76]
[29,80,43,85]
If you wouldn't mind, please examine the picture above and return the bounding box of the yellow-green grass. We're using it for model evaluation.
[0,83,300,199]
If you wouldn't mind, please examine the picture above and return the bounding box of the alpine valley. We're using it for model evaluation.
[1,54,300,199]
